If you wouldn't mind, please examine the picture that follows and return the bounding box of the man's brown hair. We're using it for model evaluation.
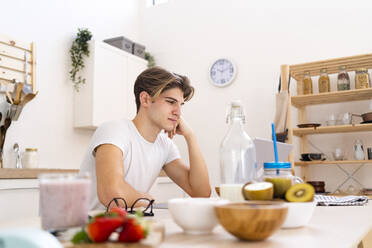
[134,66,194,113]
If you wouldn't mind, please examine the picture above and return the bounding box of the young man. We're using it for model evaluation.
[79,66,211,210]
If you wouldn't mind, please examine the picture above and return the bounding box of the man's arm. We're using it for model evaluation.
[163,119,211,197]
[95,144,152,208]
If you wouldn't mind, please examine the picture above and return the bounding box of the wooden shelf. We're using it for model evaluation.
[289,53,372,81]
[295,160,372,166]
[291,88,372,108]
[293,123,372,136]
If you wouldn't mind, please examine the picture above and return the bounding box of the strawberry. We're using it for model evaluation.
[109,206,127,218]
[118,218,146,243]
[87,216,125,242]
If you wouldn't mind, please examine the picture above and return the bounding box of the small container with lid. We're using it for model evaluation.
[263,162,302,198]
[355,68,370,89]
[337,65,350,91]
[302,71,313,95]
[22,148,38,168]
[318,68,330,93]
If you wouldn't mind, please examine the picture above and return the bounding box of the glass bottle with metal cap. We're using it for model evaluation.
[355,68,370,89]
[318,68,330,93]
[337,65,350,91]
[219,100,257,201]
[22,148,38,168]
[302,71,313,95]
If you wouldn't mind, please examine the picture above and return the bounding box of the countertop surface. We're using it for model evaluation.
[0,168,167,179]
[1,203,372,247]
[0,168,79,179]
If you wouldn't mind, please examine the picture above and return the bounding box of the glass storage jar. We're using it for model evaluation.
[337,65,350,91]
[302,71,313,95]
[264,162,302,198]
[318,68,330,93]
[39,173,91,231]
[22,148,38,168]
[355,68,370,89]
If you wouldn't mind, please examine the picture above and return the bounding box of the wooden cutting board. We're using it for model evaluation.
[62,221,165,248]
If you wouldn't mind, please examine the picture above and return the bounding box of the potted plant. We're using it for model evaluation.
[69,28,92,91]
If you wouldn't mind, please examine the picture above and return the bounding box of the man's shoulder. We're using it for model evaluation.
[98,118,131,130]
[93,118,133,139]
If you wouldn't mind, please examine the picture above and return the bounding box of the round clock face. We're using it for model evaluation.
[209,58,236,87]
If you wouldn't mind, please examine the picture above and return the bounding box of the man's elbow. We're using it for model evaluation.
[190,187,212,198]
[98,186,120,208]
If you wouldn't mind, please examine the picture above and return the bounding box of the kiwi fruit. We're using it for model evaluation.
[285,183,315,202]
[242,182,274,201]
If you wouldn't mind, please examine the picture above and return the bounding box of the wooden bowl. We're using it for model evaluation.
[214,201,288,241]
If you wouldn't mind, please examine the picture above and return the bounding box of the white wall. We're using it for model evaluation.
[0,0,141,169]
[140,0,372,193]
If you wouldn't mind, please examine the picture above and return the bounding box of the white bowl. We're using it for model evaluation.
[168,198,228,234]
[281,201,317,228]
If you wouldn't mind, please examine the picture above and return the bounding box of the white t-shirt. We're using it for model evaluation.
[79,118,181,210]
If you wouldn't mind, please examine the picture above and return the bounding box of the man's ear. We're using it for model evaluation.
[139,91,152,108]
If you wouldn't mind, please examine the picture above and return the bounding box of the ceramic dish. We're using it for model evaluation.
[297,123,321,128]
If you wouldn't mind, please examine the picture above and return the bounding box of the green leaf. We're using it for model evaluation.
[71,229,91,244]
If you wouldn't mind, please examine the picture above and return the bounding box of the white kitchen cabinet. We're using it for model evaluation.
[0,179,39,222]
[149,177,186,203]
[74,40,147,129]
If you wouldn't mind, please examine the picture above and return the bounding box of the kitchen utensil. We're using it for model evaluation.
[0,228,63,248]
[339,112,352,125]
[0,101,11,126]
[13,82,23,105]
[214,201,288,241]
[5,91,13,104]
[282,201,316,229]
[13,143,22,169]
[368,148,372,160]
[24,51,28,85]
[12,92,37,121]
[326,113,337,126]
[300,153,326,161]
[332,148,345,161]
[168,198,227,235]
[297,123,321,128]
[354,140,365,160]
[361,120,372,124]
[307,181,325,193]
[353,112,372,123]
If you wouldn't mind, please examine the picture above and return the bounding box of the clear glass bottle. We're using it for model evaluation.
[302,71,313,95]
[337,65,350,91]
[355,68,370,89]
[219,100,256,201]
[318,68,330,93]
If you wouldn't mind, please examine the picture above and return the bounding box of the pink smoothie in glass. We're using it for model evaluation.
[39,173,91,230]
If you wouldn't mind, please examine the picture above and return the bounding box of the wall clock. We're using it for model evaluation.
[209,58,237,87]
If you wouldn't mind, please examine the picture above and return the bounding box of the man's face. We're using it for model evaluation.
[148,87,184,132]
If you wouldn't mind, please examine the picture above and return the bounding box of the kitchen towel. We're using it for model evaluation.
[274,65,290,142]
[315,195,369,206]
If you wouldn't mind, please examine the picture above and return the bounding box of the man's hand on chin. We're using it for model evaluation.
[167,117,194,139]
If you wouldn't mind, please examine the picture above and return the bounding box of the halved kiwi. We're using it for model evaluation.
[285,183,315,202]
[242,182,274,201]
